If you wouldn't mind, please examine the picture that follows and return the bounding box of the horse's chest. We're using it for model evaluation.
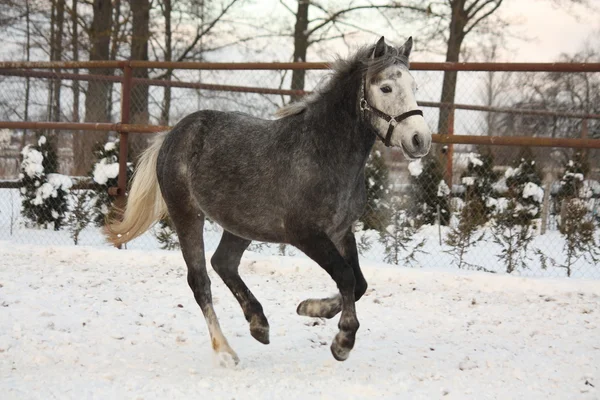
[330,181,367,232]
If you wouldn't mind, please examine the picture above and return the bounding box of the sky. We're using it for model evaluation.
[498,0,599,61]
[237,0,600,63]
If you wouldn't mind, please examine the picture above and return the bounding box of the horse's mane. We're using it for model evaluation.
[275,44,409,118]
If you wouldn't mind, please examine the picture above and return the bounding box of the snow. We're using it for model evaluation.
[468,153,483,167]
[37,135,46,146]
[0,243,598,399]
[104,141,116,152]
[408,159,423,177]
[31,174,72,205]
[504,167,519,179]
[20,146,44,178]
[437,179,450,197]
[522,182,544,203]
[462,177,475,186]
[47,173,73,191]
[92,160,120,185]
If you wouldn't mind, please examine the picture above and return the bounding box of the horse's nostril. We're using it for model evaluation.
[412,133,421,149]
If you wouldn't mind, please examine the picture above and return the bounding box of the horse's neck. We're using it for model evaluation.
[311,94,376,169]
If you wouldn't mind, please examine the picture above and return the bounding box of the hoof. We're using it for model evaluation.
[296,297,341,319]
[330,341,351,362]
[250,323,270,345]
[330,331,355,362]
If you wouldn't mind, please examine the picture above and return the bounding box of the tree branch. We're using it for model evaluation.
[464,0,503,36]
[306,4,431,37]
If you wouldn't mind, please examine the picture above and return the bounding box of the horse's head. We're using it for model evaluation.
[362,36,431,160]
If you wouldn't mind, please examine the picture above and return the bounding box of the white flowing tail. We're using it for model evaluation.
[105,132,168,246]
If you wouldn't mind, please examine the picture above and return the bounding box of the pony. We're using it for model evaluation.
[106,36,431,364]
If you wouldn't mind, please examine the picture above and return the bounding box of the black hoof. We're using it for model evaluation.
[330,342,351,361]
[250,321,270,345]
[330,331,355,361]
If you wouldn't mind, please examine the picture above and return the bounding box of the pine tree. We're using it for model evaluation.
[408,154,450,227]
[20,135,71,230]
[154,217,180,250]
[492,151,544,274]
[537,152,599,277]
[361,147,391,231]
[445,199,489,272]
[66,190,93,245]
[459,151,498,227]
[90,138,132,226]
[379,196,426,266]
[538,199,599,277]
[556,151,589,202]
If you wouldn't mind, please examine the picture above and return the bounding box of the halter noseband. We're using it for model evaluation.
[359,74,423,147]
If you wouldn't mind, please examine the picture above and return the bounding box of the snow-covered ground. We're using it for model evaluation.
[1,243,599,399]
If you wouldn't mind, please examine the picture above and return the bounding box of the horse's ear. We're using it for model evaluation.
[399,36,413,58]
[372,36,387,59]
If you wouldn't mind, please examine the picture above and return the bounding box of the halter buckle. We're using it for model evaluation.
[389,119,398,127]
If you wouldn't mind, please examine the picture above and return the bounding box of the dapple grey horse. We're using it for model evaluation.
[106,36,431,364]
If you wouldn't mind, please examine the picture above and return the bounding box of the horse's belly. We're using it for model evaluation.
[196,196,288,243]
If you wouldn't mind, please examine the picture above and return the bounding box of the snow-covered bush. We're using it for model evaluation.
[538,198,599,277]
[361,148,391,231]
[492,154,544,274]
[445,204,488,272]
[379,196,425,267]
[459,152,498,227]
[90,138,132,226]
[20,136,71,230]
[408,155,450,227]
[556,152,588,202]
[554,152,597,227]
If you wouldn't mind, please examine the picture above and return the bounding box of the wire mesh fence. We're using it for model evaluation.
[0,63,599,279]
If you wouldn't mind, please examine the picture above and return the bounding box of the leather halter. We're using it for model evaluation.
[359,74,423,147]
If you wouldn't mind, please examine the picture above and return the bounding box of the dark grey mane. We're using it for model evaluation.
[275,44,409,118]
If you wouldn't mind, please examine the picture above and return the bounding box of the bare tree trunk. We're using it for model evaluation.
[47,1,56,123]
[160,0,172,125]
[74,0,112,176]
[52,0,65,123]
[22,0,32,147]
[437,0,467,135]
[130,0,151,154]
[290,0,309,102]
[71,0,79,122]
[131,0,150,124]
[106,0,122,124]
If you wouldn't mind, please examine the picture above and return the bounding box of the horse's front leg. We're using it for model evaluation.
[291,229,360,361]
[296,229,368,319]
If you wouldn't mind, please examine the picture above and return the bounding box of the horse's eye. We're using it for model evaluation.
[380,86,392,94]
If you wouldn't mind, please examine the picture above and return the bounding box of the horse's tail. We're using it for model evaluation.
[104,132,168,246]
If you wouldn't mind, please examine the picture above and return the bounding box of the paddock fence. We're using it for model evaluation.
[0,60,599,278]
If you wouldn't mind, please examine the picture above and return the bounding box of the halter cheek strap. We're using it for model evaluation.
[360,75,424,147]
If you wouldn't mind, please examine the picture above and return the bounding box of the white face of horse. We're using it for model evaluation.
[366,37,431,160]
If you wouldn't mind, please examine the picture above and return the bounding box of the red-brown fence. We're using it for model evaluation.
[0,61,599,278]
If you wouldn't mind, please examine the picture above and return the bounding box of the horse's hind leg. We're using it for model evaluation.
[211,231,270,345]
[291,229,361,361]
[169,207,239,365]
[297,229,367,319]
